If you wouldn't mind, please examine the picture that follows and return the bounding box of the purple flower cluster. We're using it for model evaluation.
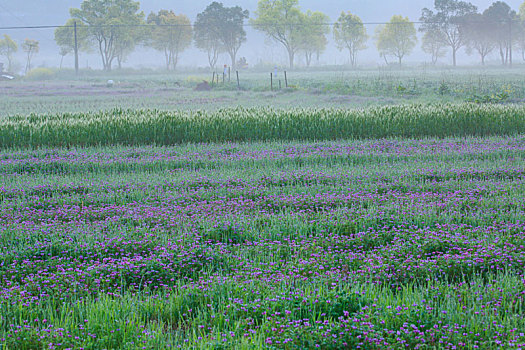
[1,137,524,348]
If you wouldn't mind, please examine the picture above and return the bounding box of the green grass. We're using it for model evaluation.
[2,104,525,148]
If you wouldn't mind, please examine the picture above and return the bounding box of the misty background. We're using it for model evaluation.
[0,0,523,71]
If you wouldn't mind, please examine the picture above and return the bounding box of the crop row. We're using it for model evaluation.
[3,104,525,148]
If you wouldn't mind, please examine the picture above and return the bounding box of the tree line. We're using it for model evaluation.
[2,0,525,72]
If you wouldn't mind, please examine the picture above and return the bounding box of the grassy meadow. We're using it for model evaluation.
[1,67,524,349]
[1,67,525,116]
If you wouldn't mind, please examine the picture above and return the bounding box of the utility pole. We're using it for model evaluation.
[74,21,79,75]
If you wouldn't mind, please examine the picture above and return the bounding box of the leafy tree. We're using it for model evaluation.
[252,0,304,68]
[146,10,192,71]
[333,12,368,67]
[22,39,39,73]
[462,13,496,65]
[194,7,224,69]
[195,2,248,70]
[0,34,17,72]
[422,30,448,64]
[483,1,517,66]
[54,19,90,67]
[70,0,145,71]
[420,0,478,66]
[375,15,417,65]
[517,2,525,61]
[299,11,330,67]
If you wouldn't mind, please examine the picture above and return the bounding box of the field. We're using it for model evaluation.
[1,67,525,116]
[1,68,525,349]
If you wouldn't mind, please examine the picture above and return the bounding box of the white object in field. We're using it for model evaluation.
[0,73,14,80]
[107,79,114,87]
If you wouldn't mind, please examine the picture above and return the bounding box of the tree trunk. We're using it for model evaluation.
[98,41,105,71]
[398,55,402,66]
[349,50,356,67]
[171,52,179,71]
[305,52,312,67]
[452,48,457,67]
[288,49,294,69]
[106,55,113,71]
[208,48,218,69]
[165,49,170,70]
[229,51,237,72]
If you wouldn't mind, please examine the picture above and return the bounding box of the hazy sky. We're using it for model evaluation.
[1,0,524,70]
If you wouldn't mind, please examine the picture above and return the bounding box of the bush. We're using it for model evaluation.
[24,68,56,81]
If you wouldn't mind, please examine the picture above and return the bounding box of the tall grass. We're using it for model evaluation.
[2,103,525,148]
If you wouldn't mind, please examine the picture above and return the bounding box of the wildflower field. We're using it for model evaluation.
[1,128,524,348]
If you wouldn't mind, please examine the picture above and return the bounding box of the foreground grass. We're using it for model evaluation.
[3,104,525,148]
[0,137,524,349]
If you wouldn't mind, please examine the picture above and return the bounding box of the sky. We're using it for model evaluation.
[0,0,524,71]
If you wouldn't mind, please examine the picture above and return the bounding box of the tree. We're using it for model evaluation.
[146,10,192,71]
[420,0,478,66]
[0,34,17,72]
[70,0,145,71]
[422,30,448,64]
[194,2,248,71]
[22,39,39,73]
[483,1,517,66]
[252,0,304,68]
[333,12,368,67]
[299,11,330,67]
[517,2,525,61]
[194,7,223,69]
[462,13,496,65]
[54,19,90,68]
[375,15,417,65]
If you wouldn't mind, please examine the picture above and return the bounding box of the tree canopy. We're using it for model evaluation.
[194,6,224,69]
[462,13,496,65]
[146,10,192,70]
[421,30,448,65]
[252,0,304,68]
[333,12,368,67]
[70,0,145,71]
[0,34,18,72]
[375,15,417,65]
[195,2,248,70]
[298,11,330,67]
[54,19,90,61]
[483,1,517,66]
[420,0,478,66]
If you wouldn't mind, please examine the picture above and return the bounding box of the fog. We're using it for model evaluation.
[0,0,524,72]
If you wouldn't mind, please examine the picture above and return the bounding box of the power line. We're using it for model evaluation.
[0,19,521,31]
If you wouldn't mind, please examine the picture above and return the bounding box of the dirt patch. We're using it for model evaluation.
[0,81,184,98]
